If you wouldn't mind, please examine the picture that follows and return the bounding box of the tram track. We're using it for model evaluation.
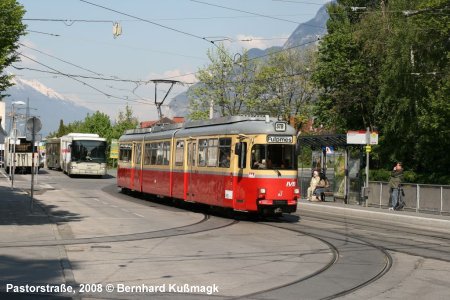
[229,217,393,300]
[300,211,450,263]
[0,214,239,248]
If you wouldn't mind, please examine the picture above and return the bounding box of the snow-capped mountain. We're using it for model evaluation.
[4,77,93,137]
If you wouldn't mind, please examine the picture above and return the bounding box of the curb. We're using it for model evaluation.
[299,202,450,233]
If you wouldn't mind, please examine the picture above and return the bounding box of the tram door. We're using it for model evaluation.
[186,141,197,201]
[131,142,143,192]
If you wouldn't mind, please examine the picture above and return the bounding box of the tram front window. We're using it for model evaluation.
[71,140,107,163]
[251,144,295,170]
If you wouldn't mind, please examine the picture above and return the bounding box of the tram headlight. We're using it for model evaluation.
[257,188,266,199]
[294,188,300,195]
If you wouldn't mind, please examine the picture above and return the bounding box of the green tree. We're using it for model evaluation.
[252,48,317,124]
[313,0,450,181]
[82,111,112,140]
[112,104,139,139]
[376,0,450,174]
[188,44,257,119]
[0,0,26,97]
[313,1,381,131]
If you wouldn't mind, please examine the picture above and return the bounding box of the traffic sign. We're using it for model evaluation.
[365,145,372,153]
[26,117,42,133]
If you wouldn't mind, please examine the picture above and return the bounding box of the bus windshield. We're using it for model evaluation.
[71,140,107,163]
[251,144,295,170]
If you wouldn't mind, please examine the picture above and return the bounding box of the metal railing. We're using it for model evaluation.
[368,181,450,215]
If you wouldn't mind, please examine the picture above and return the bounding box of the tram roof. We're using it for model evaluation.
[119,116,296,142]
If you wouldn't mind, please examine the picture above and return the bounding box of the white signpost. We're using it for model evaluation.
[346,130,378,145]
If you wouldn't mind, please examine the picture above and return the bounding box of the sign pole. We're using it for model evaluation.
[365,127,370,206]
[26,116,41,213]
[30,117,35,212]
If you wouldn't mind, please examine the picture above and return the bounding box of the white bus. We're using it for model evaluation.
[45,137,61,170]
[4,136,37,174]
[60,133,107,177]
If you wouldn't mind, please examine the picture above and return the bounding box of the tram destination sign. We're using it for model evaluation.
[267,135,293,143]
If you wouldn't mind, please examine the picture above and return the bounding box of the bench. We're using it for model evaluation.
[317,190,345,203]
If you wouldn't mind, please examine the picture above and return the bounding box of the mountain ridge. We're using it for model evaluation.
[4,77,93,137]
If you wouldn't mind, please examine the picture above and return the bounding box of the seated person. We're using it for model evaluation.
[219,153,230,168]
[313,173,330,201]
[307,170,320,201]
[253,159,266,169]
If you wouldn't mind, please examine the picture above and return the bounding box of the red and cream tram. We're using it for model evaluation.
[117,116,299,215]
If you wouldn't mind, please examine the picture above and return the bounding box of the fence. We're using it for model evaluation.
[368,182,450,215]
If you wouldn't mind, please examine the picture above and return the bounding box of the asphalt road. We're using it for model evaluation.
[0,169,449,299]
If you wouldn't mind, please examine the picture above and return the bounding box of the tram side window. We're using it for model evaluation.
[144,143,152,165]
[219,138,231,168]
[134,144,142,164]
[207,139,218,167]
[163,141,170,165]
[119,144,132,162]
[153,141,170,165]
[175,140,184,166]
[149,143,158,165]
[188,143,196,166]
[198,139,208,167]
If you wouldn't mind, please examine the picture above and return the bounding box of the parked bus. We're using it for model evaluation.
[45,137,61,170]
[4,136,37,174]
[60,133,107,177]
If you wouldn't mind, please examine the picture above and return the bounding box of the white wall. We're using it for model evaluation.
[0,101,5,131]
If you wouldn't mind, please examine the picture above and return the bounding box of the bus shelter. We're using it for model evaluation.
[297,134,363,204]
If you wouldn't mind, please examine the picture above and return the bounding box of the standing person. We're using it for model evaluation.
[307,170,321,201]
[388,162,404,210]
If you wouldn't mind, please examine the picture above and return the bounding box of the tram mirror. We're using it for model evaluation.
[234,143,241,154]
[236,142,247,169]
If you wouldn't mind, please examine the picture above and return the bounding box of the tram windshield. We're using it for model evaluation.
[251,144,295,170]
[71,140,107,163]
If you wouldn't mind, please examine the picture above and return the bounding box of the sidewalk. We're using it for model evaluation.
[298,198,450,233]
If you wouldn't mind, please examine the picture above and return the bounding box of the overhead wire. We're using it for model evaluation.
[15,52,159,106]
[78,0,212,43]
[190,0,326,28]
[19,43,104,76]
[18,0,324,105]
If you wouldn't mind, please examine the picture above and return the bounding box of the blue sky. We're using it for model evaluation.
[11,0,329,121]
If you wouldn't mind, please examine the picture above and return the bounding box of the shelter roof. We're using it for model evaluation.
[298,134,348,149]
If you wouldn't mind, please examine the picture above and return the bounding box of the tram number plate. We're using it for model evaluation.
[267,135,293,143]
[273,200,287,205]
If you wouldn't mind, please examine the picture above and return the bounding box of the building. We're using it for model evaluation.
[140,117,185,129]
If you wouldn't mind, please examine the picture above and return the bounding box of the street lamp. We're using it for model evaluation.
[10,101,25,189]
